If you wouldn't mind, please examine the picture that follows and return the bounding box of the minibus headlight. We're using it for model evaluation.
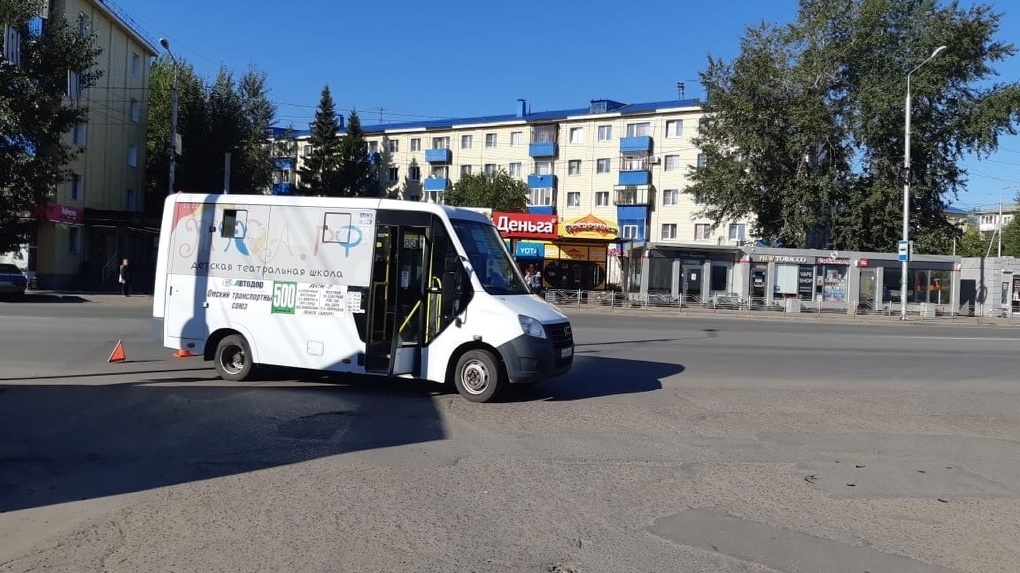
[518,315,547,339]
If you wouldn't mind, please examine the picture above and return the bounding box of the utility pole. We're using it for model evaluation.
[159,38,179,195]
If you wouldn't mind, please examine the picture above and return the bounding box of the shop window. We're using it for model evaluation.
[820,265,848,302]
[710,265,728,292]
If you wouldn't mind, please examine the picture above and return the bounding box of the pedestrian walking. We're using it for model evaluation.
[118,258,132,296]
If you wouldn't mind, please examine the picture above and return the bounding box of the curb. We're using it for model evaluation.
[557,305,1020,328]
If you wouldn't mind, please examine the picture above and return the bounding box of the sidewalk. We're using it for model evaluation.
[558,304,1020,328]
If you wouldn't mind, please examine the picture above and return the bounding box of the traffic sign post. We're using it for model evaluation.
[897,240,911,262]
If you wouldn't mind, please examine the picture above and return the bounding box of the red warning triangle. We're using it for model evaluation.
[108,340,126,363]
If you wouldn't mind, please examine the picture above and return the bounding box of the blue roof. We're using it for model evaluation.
[272,98,703,137]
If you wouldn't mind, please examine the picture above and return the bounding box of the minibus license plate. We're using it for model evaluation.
[560,347,573,359]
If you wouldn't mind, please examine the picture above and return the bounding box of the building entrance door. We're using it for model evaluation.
[682,265,702,301]
[859,270,877,311]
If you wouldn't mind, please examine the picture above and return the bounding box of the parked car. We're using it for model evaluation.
[0,263,28,300]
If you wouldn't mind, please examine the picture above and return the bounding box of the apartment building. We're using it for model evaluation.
[277,97,755,295]
[973,204,1017,233]
[2,0,158,289]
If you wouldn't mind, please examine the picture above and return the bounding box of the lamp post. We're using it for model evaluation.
[159,38,179,196]
[900,45,947,321]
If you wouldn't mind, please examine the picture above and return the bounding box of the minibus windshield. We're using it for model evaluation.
[450,219,530,296]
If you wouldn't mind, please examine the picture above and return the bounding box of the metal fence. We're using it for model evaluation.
[540,289,1016,323]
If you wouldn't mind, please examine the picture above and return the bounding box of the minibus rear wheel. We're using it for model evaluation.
[454,349,502,403]
[214,334,253,382]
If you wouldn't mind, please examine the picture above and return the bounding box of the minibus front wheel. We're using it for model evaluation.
[454,349,503,403]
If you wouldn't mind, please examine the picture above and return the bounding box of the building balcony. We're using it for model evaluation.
[271,183,295,195]
[527,174,557,189]
[614,185,652,206]
[425,148,452,163]
[529,141,557,157]
[526,206,555,215]
[618,170,651,186]
[423,177,450,192]
[620,136,652,154]
[273,157,295,170]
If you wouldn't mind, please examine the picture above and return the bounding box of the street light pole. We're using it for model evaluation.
[159,38,179,196]
[900,45,947,321]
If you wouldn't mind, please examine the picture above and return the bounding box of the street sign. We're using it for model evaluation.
[898,240,911,262]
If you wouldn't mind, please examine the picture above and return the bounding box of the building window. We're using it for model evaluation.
[695,224,713,240]
[529,188,553,206]
[431,166,449,179]
[70,173,82,201]
[728,223,746,241]
[127,189,138,211]
[68,226,82,254]
[127,144,138,167]
[535,160,553,175]
[664,155,681,171]
[566,191,581,207]
[131,52,141,77]
[411,138,421,151]
[666,120,683,138]
[302,144,313,158]
[432,137,449,149]
[595,191,610,206]
[699,118,709,134]
[662,223,677,240]
[367,141,378,153]
[569,127,584,144]
[532,124,556,143]
[461,164,472,176]
[510,131,522,147]
[662,189,679,206]
[621,225,638,239]
[408,165,421,181]
[77,13,90,36]
[461,134,472,149]
[485,133,497,148]
[387,139,399,153]
[425,190,444,205]
[697,153,707,169]
[596,158,611,173]
[73,122,86,146]
[568,160,581,175]
[130,99,140,123]
[67,70,81,102]
[3,25,21,67]
[598,125,612,141]
[508,162,522,177]
[621,156,647,171]
[388,167,399,182]
[484,163,497,175]
[626,122,650,137]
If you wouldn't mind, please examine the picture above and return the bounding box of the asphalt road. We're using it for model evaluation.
[1,297,1018,572]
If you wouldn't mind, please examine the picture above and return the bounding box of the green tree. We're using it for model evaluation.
[145,56,207,211]
[688,0,1020,251]
[298,85,342,196]
[232,66,276,194]
[0,1,101,254]
[445,170,529,212]
[337,110,376,197]
[1001,216,1020,257]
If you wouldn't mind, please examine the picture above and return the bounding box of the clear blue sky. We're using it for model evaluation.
[112,0,1020,210]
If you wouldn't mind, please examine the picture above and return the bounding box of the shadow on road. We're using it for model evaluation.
[0,352,680,513]
[0,381,445,513]
[514,354,680,401]
[10,294,92,304]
